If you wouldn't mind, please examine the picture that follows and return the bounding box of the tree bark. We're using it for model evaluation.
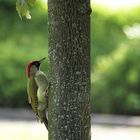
[48,0,91,140]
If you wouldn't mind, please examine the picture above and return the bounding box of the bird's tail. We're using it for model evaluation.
[43,117,48,130]
[38,109,48,130]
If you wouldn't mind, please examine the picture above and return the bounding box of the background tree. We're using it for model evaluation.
[48,0,91,139]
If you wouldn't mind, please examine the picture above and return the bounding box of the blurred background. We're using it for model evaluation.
[0,0,140,140]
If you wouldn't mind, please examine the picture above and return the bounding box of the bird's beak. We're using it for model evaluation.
[38,57,46,64]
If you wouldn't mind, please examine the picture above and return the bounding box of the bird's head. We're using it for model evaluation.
[26,57,46,78]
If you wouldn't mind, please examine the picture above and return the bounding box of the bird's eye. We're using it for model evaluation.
[35,62,40,67]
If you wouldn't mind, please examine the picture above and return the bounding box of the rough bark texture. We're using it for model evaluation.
[48,0,91,140]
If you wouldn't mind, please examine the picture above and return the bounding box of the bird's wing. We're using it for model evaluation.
[27,77,38,114]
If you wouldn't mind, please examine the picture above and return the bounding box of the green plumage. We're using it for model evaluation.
[27,73,48,129]
[27,76,38,114]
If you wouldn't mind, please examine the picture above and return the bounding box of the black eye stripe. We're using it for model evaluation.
[32,61,40,67]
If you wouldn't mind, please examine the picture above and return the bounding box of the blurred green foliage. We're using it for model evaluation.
[0,1,48,107]
[91,6,140,115]
[0,1,140,115]
[92,45,140,115]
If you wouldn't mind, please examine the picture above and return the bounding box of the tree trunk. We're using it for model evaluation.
[48,0,91,140]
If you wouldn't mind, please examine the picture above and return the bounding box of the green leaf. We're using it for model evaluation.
[27,0,36,6]
[16,0,35,19]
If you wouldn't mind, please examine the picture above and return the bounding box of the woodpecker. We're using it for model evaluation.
[26,57,49,129]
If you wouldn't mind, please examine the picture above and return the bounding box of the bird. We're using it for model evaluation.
[26,57,49,129]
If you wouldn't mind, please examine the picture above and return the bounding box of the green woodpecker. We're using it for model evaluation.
[26,57,49,129]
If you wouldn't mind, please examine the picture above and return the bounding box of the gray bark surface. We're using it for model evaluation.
[48,0,91,140]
